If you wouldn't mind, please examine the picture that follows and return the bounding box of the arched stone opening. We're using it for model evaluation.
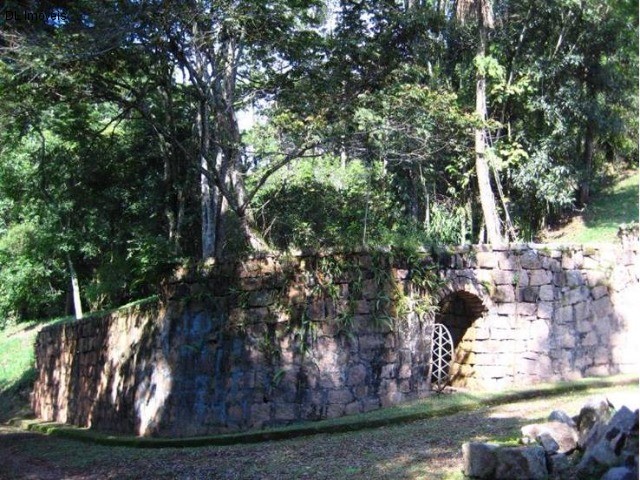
[432,291,486,389]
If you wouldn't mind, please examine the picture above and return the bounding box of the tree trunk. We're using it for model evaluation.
[198,99,218,260]
[67,255,83,320]
[579,117,596,206]
[474,5,503,245]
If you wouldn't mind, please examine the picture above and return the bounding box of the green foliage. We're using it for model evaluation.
[0,223,65,326]
[0,0,636,324]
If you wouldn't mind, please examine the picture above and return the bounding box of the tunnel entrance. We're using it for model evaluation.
[430,291,486,390]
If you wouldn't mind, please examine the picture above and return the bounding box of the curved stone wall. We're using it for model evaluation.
[32,243,638,436]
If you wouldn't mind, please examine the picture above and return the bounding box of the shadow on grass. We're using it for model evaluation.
[0,406,573,479]
[0,367,36,424]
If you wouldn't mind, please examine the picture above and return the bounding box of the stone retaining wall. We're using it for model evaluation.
[32,243,639,437]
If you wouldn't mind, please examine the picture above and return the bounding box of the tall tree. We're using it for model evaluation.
[456,0,504,243]
[2,1,324,260]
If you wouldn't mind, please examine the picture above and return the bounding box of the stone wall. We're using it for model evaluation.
[32,243,639,437]
[438,244,638,389]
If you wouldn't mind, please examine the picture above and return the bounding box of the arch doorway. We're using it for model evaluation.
[430,291,486,389]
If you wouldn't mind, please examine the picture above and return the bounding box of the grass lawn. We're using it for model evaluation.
[0,321,43,422]
[1,381,638,479]
[544,170,639,244]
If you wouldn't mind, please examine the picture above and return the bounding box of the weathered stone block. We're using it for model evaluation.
[574,301,592,322]
[591,285,609,300]
[355,334,382,351]
[328,389,354,405]
[566,270,584,287]
[492,270,517,285]
[586,269,608,287]
[344,401,361,416]
[398,363,412,379]
[346,364,367,386]
[518,286,539,303]
[529,269,553,286]
[592,296,613,318]
[495,303,516,316]
[595,320,614,338]
[549,410,576,428]
[247,289,276,307]
[538,284,556,301]
[556,305,574,324]
[514,302,537,316]
[562,253,576,269]
[527,319,551,342]
[567,286,590,305]
[361,279,378,300]
[582,255,602,271]
[500,253,523,270]
[548,453,573,475]
[542,256,563,272]
[380,364,396,379]
[585,365,612,376]
[558,331,576,349]
[326,403,345,418]
[601,466,640,480]
[476,251,497,269]
[493,285,515,303]
[575,319,593,337]
[521,421,579,454]
[462,442,498,479]
[594,347,610,365]
[520,250,542,270]
[494,446,548,480]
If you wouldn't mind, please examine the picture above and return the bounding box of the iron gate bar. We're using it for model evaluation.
[429,323,454,392]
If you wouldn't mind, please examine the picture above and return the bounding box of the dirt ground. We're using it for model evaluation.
[2,387,637,480]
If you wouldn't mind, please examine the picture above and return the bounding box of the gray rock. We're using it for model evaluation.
[537,432,560,454]
[521,421,578,453]
[462,442,498,479]
[494,446,548,480]
[577,397,615,449]
[547,452,572,475]
[549,409,577,428]
[576,405,639,479]
[575,452,610,480]
[606,406,638,438]
[601,466,639,480]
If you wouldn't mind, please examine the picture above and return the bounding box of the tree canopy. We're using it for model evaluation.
[0,0,637,323]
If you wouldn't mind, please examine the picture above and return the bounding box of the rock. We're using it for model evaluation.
[601,466,640,480]
[521,421,578,453]
[494,446,548,480]
[576,397,615,449]
[548,409,577,428]
[462,442,498,479]
[576,406,639,479]
[537,432,560,454]
[547,452,572,475]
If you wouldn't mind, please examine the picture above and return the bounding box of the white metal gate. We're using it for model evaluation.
[429,323,454,392]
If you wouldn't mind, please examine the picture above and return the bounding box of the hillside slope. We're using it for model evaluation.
[542,170,639,244]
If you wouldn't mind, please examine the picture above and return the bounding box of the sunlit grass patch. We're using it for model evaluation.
[547,171,639,244]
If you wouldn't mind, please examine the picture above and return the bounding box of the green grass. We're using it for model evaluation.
[4,382,638,480]
[0,321,41,422]
[0,296,159,423]
[20,374,638,448]
[548,170,639,244]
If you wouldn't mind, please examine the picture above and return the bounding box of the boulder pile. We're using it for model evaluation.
[462,396,639,479]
